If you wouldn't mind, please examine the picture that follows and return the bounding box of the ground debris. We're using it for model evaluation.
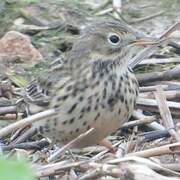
[0,0,180,179]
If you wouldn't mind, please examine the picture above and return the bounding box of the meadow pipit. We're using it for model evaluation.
[24,20,154,149]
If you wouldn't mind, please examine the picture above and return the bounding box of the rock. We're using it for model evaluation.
[0,31,43,66]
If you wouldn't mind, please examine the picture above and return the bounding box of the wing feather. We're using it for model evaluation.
[24,58,65,106]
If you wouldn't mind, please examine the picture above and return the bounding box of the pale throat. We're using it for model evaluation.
[90,49,132,73]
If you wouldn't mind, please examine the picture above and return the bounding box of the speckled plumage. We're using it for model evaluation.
[24,20,141,148]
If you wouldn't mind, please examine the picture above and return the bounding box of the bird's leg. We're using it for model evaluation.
[99,139,117,153]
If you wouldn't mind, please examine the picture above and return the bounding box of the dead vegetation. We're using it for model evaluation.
[0,0,180,179]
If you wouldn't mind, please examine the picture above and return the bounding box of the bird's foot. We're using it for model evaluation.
[99,139,117,154]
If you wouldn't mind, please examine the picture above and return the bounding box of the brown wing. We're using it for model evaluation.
[24,58,66,107]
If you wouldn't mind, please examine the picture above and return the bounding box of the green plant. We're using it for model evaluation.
[0,157,35,180]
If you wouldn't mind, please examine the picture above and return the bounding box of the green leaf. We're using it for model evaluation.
[0,157,35,180]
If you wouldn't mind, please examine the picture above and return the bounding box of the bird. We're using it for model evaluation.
[24,20,155,150]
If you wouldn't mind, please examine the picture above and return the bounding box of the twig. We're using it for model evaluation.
[12,24,54,34]
[154,86,180,141]
[48,128,95,162]
[139,130,170,142]
[138,57,180,66]
[0,106,17,115]
[12,127,38,144]
[137,65,180,85]
[95,7,113,16]
[140,90,180,101]
[136,97,180,115]
[0,109,56,138]
[127,142,180,157]
[19,9,47,26]
[126,126,138,153]
[113,0,122,14]
[129,38,169,69]
[129,11,164,24]
[92,0,111,13]
[121,116,155,129]
[10,126,28,142]
[1,139,49,151]
[132,110,165,131]
[37,156,180,178]
[78,163,123,180]
[129,22,180,68]
[36,160,87,177]
[108,156,180,177]
[79,159,180,179]
[140,82,180,92]
[0,114,17,120]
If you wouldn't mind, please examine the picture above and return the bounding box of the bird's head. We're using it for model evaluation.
[73,20,156,66]
[66,19,158,77]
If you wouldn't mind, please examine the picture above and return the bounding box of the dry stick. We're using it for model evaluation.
[148,82,180,90]
[0,106,17,115]
[35,160,90,177]
[19,9,47,26]
[10,126,27,142]
[129,38,169,68]
[139,57,180,66]
[78,160,180,180]
[36,160,87,177]
[129,11,164,24]
[127,141,180,157]
[132,110,165,131]
[107,156,180,177]
[0,109,56,138]
[154,86,180,141]
[112,0,122,10]
[12,127,38,144]
[37,161,119,179]
[113,0,122,13]
[129,22,180,68]
[2,139,49,151]
[49,135,121,163]
[95,7,113,16]
[35,153,180,178]
[137,65,180,85]
[140,82,180,92]
[136,98,180,115]
[139,130,170,143]
[78,166,122,180]
[156,81,180,86]
[126,126,138,153]
[36,159,71,171]
[121,116,155,129]
[93,0,111,13]
[0,114,17,120]
[48,128,95,162]
[140,90,180,101]
[38,161,117,179]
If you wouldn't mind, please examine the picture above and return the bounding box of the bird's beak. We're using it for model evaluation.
[129,37,158,46]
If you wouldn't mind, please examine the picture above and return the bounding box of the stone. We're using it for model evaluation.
[0,31,42,66]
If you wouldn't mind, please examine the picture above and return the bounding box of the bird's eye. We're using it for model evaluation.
[108,33,120,45]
